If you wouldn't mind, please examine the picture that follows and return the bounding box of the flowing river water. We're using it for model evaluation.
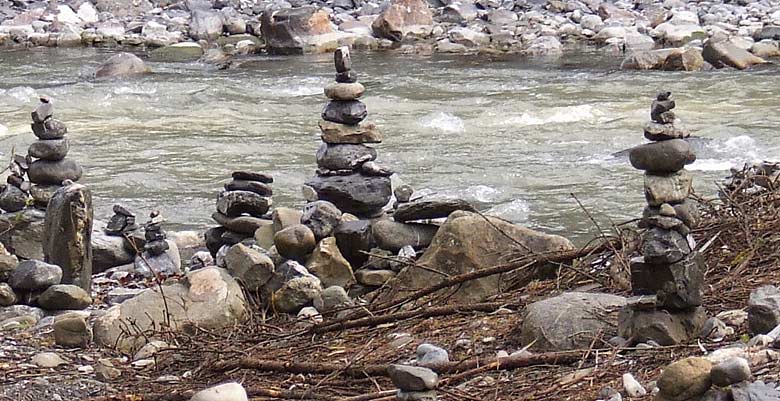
[0,48,778,244]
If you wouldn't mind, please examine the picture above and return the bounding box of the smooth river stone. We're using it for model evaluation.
[304,173,391,217]
[393,199,476,223]
[322,100,367,125]
[316,143,377,171]
[224,179,273,196]
[28,138,70,161]
[372,220,439,252]
[212,211,272,235]
[31,118,67,140]
[28,159,83,185]
[644,170,692,207]
[324,82,364,101]
[216,190,272,217]
[643,121,688,141]
[231,171,273,184]
[629,139,695,173]
[31,102,54,123]
[319,120,382,144]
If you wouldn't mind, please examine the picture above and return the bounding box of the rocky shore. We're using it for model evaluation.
[1,0,779,70]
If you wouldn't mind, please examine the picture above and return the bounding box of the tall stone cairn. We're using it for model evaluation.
[618,91,706,345]
[27,97,84,207]
[304,46,392,217]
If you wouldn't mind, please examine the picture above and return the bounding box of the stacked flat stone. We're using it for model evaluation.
[105,204,139,236]
[304,46,392,218]
[387,365,438,401]
[618,92,706,346]
[206,171,274,256]
[0,156,31,212]
[134,211,182,278]
[27,97,83,207]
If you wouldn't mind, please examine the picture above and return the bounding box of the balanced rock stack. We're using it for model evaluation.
[134,211,181,278]
[105,204,139,236]
[27,97,83,206]
[387,365,439,401]
[304,46,392,218]
[0,156,31,213]
[206,171,274,258]
[618,92,706,345]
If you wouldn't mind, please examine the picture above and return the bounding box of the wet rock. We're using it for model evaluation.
[388,211,573,302]
[212,212,272,236]
[387,364,438,391]
[324,82,365,101]
[0,209,46,260]
[9,260,62,290]
[644,170,692,207]
[316,143,377,171]
[191,382,248,401]
[313,285,352,312]
[319,120,383,144]
[272,207,303,233]
[372,221,438,252]
[273,275,322,313]
[37,284,91,310]
[92,231,135,273]
[322,100,367,125]
[190,10,223,41]
[618,306,706,345]
[393,199,476,222]
[94,267,247,353]
[260,6,338,55]
[333,220,373,268]
[355,269,395,286]
[43,183,92,290]
[416,344,449,365]
[53,313,92,348]
[0,185,28,213]
[28,139,69,161]
[305,174,391,217]
[747,285,780,335]
[95,52,150,79]
[519,292,627,351]
[703,39,768,70]
[305,237,355,288]
[28,159,83,185]
[711,357,751,387]
[225,179,273,197]
[657,357,713,401]
[216,190,271,217]
[224,243,276,292]
[301,201,343,240]
[32,352,67,368]
[274,224,317,261]
[0,283,16,306]
[629,139,696,173]
[372,0,433,41]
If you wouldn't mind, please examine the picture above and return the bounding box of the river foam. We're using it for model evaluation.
[419,112,465,133]
[506,104,602,126]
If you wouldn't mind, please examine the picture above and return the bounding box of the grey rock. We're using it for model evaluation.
[28,159,83,185]
[31,101,53,124]
[711,357,751,387]
[190,382,248,401]
[387,365,438,391]
[394,184,414,203]
[216,190,271,217]
[301,201,343,240]
[232,171,273,184]
[212,212,272,236]
[416,343,449,365]
[313,285,353,312]
[305,173,391,217]
[95,52,150,79]
[92,231,135,273]
[630,255,703,309]
[9,260,62,290]
[731,381,780,401]
[641,228,691,265]
[393,199,476,222]
[274,224,316,261]
[643,121,689,141]
[322,100,368,125]
[134,240,182,278]
[0,209,45,260]
[644,170,692,207]
[272,207,303,233]
[37,284,92,310]
[305,237,355,288]
[53,314,92,348]
[0,185,28,213]
[224,243,277,292]
[629,139,696,173]
[190,9,224,41]
[333,220,373,268]
[334,46,351,73]
[396,390,437,401]
[703,39,767,70]
[31,118,67,140]
[316,143,377,171]
[225,179,273,196]
[618,306,706,345]
[28,139,70,161]
[372,221,438,252]
[355,269,395,286]
[747,285,780,335]
[43,183,93,291]
[273,275,322,314]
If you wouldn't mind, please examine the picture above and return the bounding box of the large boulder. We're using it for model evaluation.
[95,53,151,79]
[703,39,767,70]
[94,267,247,353]
[0,209,45,260]
[9,260,62,290]
[386,211,574,303]
[372,0,433,41]
[43,183,93,291]
[260,6,342,55]
[517,292,627,351]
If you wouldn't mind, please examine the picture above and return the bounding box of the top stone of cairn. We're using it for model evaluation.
[334,46,351,73]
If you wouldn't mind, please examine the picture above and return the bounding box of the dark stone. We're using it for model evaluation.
[211,211,272,235]
[28,139,70,161]
[316,143,377,171]
[643,121,688,141]
[8,260,62,290]
[372,220,439,252]
[360,161,394,177]
[31,118,67,140]
[651,95,675,123]
[144,228,165,242]
[0,208,46,260]
[393,199,476,223]
[617,306,706,345]
[747,285,780,335]
[632,254,704,309]
[113,204,135,217]
[28,159,83,185]
[225,179,273,196]
[0,185,28,213]
[144,240,169,256]
[231,170,273,183]
[333,220,373,268]
[216,190,271,217]
[322,100,367,125]
[316,168,355,177]
[336,70,358,83]
[641,228,691,264]
[105,214,138,235]
[43,183,93,291]
[220,230,249,245]
[300,200,343,240]
[204,226,227,256]
[640,208,685,231]
[305,174,391,217]
[31,102,53,124]
[755,25,780,41]
[334,46,351,73]
[629,139,695,173]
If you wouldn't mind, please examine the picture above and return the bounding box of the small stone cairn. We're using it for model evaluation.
[27,97,83,207]
[618,91,706,345]
[134,211,181,278]
[206,171,274,257]
[304,46,392,218]
[105,204,139,236]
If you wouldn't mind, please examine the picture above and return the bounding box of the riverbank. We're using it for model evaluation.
[1,0,779,65]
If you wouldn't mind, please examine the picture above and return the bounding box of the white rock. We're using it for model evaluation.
[32,352,67,368]
[622,373,647,397]
[55,5,82,25]
[78,365,94,374]
[77,2,99,24]
[190,382,248,401]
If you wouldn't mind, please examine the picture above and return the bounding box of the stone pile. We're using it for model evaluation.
[387,365,439,401]
[134,211,181,278]
[0,258,92,312]
[618,91,706,345]
[206,171,275,259]
[304,46,392,218]
[0,156,30,213]
[105,204,138,236]
[26,97,83,207]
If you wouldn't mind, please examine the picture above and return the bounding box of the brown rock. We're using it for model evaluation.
[372,0,433,41]
[319,120,383,144]
[657,357,713,401]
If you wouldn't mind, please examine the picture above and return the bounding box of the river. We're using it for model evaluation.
[0,47,778,243]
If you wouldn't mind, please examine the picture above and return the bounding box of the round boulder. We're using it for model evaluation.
[28,139,70,161]
[37,284,92,310]
[274,224,317,261]
[629,139,696,173]
[9,260,63,290]
[27,159,83,185]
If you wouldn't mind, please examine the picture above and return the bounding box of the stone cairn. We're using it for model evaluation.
[206,171,274,259]
[105,204,139,236]
[27,97,83,207]
[304,46,392,218]
[134,210,181,278]
[618,91,706,345]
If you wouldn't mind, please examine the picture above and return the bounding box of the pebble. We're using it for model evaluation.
[387,365,439,391]
[416,344,449,365]
[77,365,94,374]
[32,352,67,368]
[190,382,248,401]
[622,373,647,397]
